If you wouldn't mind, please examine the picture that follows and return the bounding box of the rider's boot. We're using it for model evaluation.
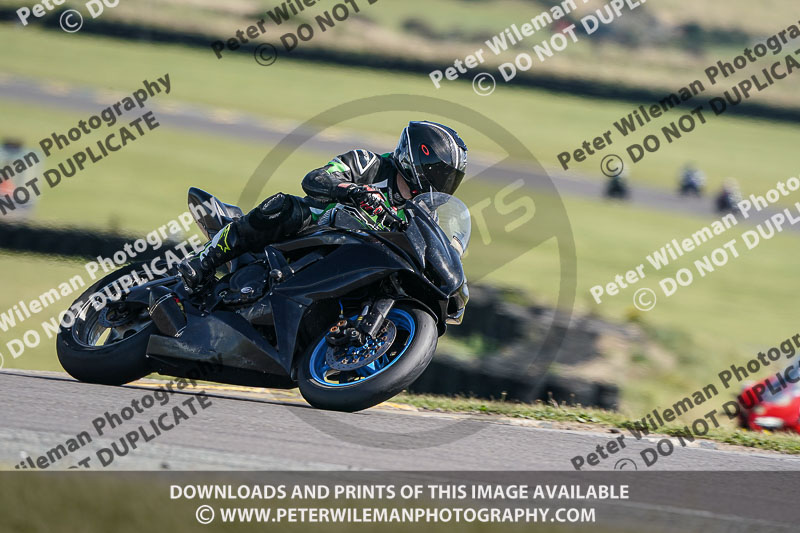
[177,222,243,292]
[177,193,312,292]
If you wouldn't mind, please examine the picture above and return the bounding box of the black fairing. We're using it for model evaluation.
[138,189,466,384]
[407,206,465,296]
[188,187,243,239]
[147,310,285,374]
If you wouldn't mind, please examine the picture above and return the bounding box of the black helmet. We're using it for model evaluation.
[393,121,467,196]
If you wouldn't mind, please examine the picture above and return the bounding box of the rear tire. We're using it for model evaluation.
[297,305,437,412]
[56,262,158,385]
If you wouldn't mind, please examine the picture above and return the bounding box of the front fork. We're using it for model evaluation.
[326,298,395,347]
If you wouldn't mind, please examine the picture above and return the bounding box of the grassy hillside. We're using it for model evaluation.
[3,0,797,107]
[1,25,799,198]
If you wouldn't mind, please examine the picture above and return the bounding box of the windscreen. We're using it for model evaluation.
[410,192,471,256]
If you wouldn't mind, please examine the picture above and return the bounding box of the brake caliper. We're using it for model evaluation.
[325,320,397,371]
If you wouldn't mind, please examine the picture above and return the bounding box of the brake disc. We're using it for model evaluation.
[325,320,397,371]
[98,305,136,328]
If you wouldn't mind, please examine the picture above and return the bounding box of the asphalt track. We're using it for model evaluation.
[5,370,800,531]
[3,369,800,472]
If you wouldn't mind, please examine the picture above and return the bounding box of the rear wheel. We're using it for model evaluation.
[56,262,163,385]
[297,305,437,412]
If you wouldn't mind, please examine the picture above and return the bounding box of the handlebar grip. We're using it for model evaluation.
[382,208,407,229]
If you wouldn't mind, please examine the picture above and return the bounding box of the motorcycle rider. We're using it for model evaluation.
[716,177,742,214]
[178,121,468,291]
[679,163,705,196]
[605,167,630,200]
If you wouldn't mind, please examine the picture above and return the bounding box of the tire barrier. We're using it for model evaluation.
[0,221,176,261]
[410,285,620,409]
[409,355,619,410]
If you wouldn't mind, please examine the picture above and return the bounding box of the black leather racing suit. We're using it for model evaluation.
[241,149,405,250]
[178,150,406,288]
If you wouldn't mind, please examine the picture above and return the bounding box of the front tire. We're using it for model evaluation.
[297,305,437,412]
[56,262,159,385]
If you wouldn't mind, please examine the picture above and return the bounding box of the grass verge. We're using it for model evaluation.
[396,393,800,455]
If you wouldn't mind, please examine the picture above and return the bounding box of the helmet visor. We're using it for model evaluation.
[415,160,465,196]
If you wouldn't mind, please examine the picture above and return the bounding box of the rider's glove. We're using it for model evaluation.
[334,183,386,216]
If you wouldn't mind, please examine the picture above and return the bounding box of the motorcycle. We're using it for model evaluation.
[605,176,629,200]
[678,176,704,196]
[56,188,471,412]
[715,188,742,215]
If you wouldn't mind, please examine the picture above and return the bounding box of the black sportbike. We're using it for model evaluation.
[56,189,470,411]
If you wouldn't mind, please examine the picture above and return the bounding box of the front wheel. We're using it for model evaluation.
[297,305,438,412]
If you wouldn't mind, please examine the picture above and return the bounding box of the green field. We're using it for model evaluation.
[4,0,798,109]
[2,22,800,418]
[2,25,800,199]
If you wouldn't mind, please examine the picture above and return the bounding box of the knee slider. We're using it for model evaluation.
[259,193,291,221]
[246,193,290,232]
[239,193,310,246]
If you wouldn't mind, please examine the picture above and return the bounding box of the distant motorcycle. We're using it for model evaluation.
[678,167,705,197]
[679,179,703,196]
[715,189,741,215]
[605,176,629,200]
[57,188,470,412]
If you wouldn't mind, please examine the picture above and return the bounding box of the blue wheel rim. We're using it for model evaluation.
[309,309,416,387]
